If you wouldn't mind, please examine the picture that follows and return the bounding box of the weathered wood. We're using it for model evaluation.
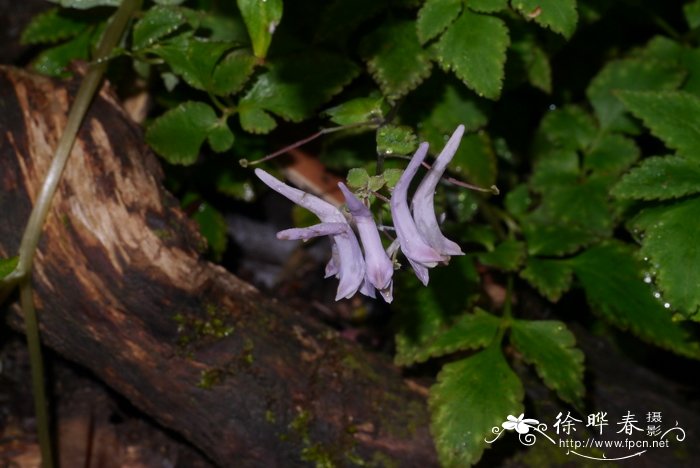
[0,66,437,467]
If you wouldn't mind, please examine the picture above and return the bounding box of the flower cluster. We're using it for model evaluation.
[254,125,466,302]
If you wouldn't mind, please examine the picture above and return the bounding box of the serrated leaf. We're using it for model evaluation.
[31,28,94,77]
[436,10,509,99]
[238,105,277,134]
[346,168,370,189]
[510,319,584,406]
[613,156,700,201]
[324,96,384,126]
[0,257,19,279]
[383,168,403,188]
[520,258,573,302]
[586,60,686,133]
[418,83,489,150]
[48,0,119,8]
[467,0,508,13]
[207,122,234,153]
[510,40,552,93]
[146,101,218,164]
[398,308,501,365]
[630,197,700,320]
[529,175,614,238]
[416,0,462,44]
[241,52,359,122]
[132,5,186,50]
[154,34,234,91]
[569,243,700,358]
[584,133,639,176]
[376,125,418,155]
[362,20,433,99]
[617,91,700,160]
[394,257,480,364]
[523,223,596,257]
[512,0,578,38]
[430,345,524,467]
[478,240,525,271]
[685,0,700,29]
[236,0,282,58]
[450,132,497,187]
[537,105,597,152]
[21,7,90,45]
[211,50,257,96]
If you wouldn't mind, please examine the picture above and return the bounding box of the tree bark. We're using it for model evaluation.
[0,66,437,467]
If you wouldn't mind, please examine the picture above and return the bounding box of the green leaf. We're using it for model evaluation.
[190,200,228,261]
[436,10,509,99]
[21,7,90,45]
[520,258,574,302]
[216,171,255,201]
[362,20,433,99]
[48,0,119,8]
[154,34,234,91]
[0,257,19,279]
[584,133,639,176]
[511,0,578,38]
[523,223,596,257]
[430,345,524,467]
[685,0,700,29]
[238,105,277,134]
[211,50,257,96]
[394,257,480,364]
[132,5,186,50]
[477,240,526,271]
[416,0,462,44]
[207,122,234,153]
[467,0,508,13]
[510,40,552,93]
[324,96,385,126]
[510,320,585,406]
[418,82,489,150]
[346,168,370,189]
[570,243,700,357]
[450,132,497,187]
[612,156,700,201]
[397,308,501,365]
[146,101,218,164]
[529,176,614,238]
[383,168,403,188]
[504,184,532,219]
[236,0,282,58]
[241,52,359,122]
[537,105,597,152]
[376,125,418,155]
[617,91,700,160]
[586,60,686,133]
[630,198,700,320]
[31,28,94,77]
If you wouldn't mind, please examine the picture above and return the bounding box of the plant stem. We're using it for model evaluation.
[3,2,142,467]
[9,0,142,281]
[20,278,53,468]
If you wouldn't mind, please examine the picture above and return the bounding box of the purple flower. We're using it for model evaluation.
[390,142,445,284]
[338,182,394,302]
[255,169,365,300]
[412,125,465,257]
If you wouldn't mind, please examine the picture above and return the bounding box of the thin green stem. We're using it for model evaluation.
[20,278,53,468]
[1,2,142,467]
[6,0,142,282]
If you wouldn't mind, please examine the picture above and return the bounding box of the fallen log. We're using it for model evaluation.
[0,66,437,467]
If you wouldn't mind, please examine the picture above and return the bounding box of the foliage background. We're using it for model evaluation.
[13,0,700,465]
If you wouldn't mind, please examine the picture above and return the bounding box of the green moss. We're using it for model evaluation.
[265,409,276,424]
[301,444,336,467]
[197,368,225,389]
[173,303,235,352]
